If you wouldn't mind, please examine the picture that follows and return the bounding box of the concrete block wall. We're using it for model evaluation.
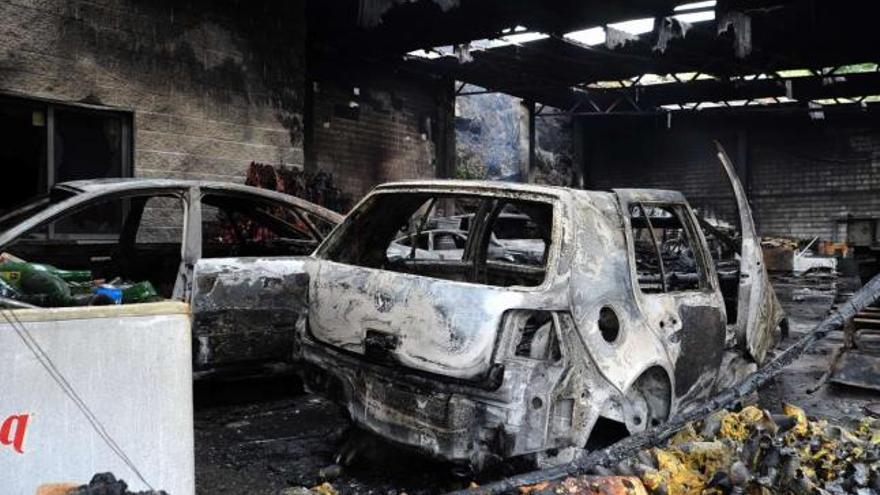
[0,0,306,182]
[581,113,880,239]
[307,70,454,201]
[748,123,880,239]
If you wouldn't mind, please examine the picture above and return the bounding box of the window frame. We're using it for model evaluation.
[197,189,324,258]
[1,189,188,249]
[0,92,134,195]
[317,188,561,291]
[626,201,713,295]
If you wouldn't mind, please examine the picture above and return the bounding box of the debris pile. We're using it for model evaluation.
[0,252,160,308]
[761,237,798,273]
[761,237,799,251]
[51,473,168,495]
[574,404,880,495]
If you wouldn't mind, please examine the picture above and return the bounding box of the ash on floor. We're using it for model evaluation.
[766,272,879,421]
[194,377,485,494]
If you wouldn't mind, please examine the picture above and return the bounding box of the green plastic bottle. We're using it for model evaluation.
[121,281,161,303]
[0,262,92,288]
[0,262,91,307]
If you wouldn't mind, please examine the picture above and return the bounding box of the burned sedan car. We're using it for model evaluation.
[295,150,784,470]
[0,179,341,375]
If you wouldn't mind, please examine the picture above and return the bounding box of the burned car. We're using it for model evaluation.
[0,179,341,376]
[295,148,783,469]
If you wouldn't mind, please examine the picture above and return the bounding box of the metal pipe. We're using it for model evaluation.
[0,297,38,310]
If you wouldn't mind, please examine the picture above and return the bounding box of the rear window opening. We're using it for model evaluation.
[319,192,555,288]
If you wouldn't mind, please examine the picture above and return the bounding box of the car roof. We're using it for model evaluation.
[55,178,343,222]
[372,180,686,204]
[373,180,569,197]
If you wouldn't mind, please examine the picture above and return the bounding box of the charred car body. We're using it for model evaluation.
[0,179,342,375]
[295,147,784,469]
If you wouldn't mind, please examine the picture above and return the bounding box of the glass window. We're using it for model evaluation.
[0,96,132,217]
[54,108,126,183]
[0,98,47,212]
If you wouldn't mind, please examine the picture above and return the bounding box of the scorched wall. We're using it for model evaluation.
[582,112,880,240]
[306,69,455,200]
[0,0,307,182]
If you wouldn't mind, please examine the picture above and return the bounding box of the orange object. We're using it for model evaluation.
[520,476,647,494]
[35,484,77,495]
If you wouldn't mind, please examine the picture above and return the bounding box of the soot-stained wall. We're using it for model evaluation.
[306,68,455,201]
[581,112,880,240]
[0,0,306,182]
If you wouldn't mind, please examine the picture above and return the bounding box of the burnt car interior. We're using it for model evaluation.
[322,192,554,287]
[4,193,186,299]
[696,215,743,324]
[201,193,321,258]
[1,190,323,306]
[630,202,745,325]
[629,204,708,294]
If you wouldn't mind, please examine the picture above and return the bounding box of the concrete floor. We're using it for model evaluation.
[763,272,879,421]
[194,272,880,494]
[193,378,475,494]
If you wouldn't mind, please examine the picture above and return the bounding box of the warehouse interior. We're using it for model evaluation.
[2,0,880,493]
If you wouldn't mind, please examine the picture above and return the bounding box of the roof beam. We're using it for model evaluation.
[572,71,880,110]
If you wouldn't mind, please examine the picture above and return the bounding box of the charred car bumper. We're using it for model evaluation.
[296,327,537,467]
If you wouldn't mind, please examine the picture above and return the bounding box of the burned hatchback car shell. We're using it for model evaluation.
[295,154,783,469]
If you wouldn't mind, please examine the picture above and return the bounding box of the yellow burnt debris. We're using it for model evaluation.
[622,404,880,494]
[311,482,339,495]
[782,403,809,437]
[717,405,766,441]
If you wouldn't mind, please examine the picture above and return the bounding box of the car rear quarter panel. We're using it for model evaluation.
[567,192,674,395]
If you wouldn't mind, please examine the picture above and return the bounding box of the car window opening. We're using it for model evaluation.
[201,194,319,258]
[321,192,554,288]
[1,193,185,308]
[630,203,707,293]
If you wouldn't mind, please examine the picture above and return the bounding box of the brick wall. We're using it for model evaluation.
[581,112,880,239]
[0,0,306,182]
[307,69,454,201]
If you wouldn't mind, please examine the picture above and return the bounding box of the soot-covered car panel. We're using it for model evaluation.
[296,165,783,469]
[0,179,342,375]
